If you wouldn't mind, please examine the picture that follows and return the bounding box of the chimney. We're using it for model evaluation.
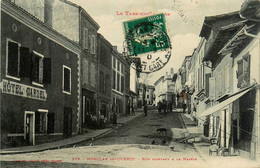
[170,68,174,74]
[44,0,54,28]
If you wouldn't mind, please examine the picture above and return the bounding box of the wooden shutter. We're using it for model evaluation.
[243,54,250,85]
[20,47,30,77]
[205,73,211,97]
[8,42,19,76]
[209,77,215,100]
[43,57,52,84]
[30,53,36,81]
[237,60,243,88]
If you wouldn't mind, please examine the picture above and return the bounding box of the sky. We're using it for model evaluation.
[70,0,243,85]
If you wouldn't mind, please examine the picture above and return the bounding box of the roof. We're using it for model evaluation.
[154,76,164,86]
[98,33,112,48]
[200,11,240,38]
[203,21,246,62]
[240,0,260,19]
[218,23,256,57]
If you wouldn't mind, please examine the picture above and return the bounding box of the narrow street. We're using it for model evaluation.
[78,107,183,146]
[0,109,207,168]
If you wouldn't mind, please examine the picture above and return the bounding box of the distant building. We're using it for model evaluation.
[154,68,174,105]
[145,85,155,105]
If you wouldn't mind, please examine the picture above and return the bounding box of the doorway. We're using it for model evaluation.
[24,111,35,145]
[63,107,72,138]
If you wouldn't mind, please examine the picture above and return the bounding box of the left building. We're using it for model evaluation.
[1,0,81,147]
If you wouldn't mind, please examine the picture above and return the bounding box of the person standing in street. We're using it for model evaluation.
[144,101,148,116]
[157,101,162,113]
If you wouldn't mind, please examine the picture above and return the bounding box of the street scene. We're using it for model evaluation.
[1,0,260,168]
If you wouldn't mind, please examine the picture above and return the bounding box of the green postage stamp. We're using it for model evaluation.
[123,13,171,57]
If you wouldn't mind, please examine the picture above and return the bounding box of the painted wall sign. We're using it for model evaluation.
[1,79,47,101]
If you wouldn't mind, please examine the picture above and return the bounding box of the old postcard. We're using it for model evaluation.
[1,0,260,167]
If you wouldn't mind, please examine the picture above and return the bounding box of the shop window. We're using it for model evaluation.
[35,111,47,134]
[63,65,71,94]
[237,53,250,89]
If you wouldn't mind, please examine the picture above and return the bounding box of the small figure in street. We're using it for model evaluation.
[163,100,167,114]
[144,101,148,116]
[132,107,135,116]
[169,101,172,112]
[157,101,162,113]
[182,102,187,113]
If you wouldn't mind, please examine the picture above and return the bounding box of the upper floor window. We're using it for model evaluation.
[237,53,250,89]
[63,65,71,94]
[6,39,51,84]
[83,28,89,49]
[32,51,44,85]
[112,57,124,93]
[6,40,20,79]
[90,34,96,54]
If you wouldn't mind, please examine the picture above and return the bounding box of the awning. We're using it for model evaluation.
[196,85,254,117]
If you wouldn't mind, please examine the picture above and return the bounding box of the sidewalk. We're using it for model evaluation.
[0,112,143,155]
[180,113,260,168]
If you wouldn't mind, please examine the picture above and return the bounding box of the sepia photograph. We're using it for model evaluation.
[0,0,260,167]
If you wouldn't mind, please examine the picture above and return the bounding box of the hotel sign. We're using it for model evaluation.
[0,79,47,101]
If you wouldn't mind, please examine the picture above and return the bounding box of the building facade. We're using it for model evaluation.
[97,34,112,124]
[1,0,80,147]
[112,47,129,116]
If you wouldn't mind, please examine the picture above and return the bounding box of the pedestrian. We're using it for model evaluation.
[157,101,162,113]
[144,101,148,116]
[169,101,172,112]
[132,107,135,116]
[163,100,167,114]
[182,102,187,113]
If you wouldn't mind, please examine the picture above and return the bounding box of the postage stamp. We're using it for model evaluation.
[123,13,171,73]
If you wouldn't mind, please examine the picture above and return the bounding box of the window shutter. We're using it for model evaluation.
[8,42,19,76]
[20,47,30,77]
[30,53,36,81]
[205,73,211,97]
[43,57,52,84]
[243,54,250,84]
[209,77,215,100]
[237,60,243,88]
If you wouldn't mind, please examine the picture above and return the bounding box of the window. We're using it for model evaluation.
[112,57,124,93]
[237,53,250,89]
[6,39,51,83]
[83,28,89,49]
[35,110,48,134]
[32,51,44,85]
[7,40,20,78]
[205,73,211,97]
[147,89,149,92]
[147,95,149,98]
[63,65,71,94]
[90,34,96,54]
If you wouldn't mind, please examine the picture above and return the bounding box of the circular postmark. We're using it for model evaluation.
[123,14,171,73]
